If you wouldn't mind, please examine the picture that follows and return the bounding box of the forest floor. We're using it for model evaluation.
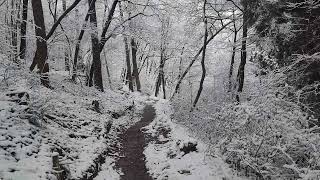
[95,99,245,180]
[0,58,243,180]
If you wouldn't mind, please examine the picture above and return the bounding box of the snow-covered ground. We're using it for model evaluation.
[143,99,245,180]
[0,59,246,180]
[0,59,145,180]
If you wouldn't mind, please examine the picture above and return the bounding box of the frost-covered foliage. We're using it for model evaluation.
[173,60,320,179]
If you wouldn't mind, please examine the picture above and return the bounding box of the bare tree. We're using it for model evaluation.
[29,0,82,86]
[72,7,91,81]
[236,0,248,102]
[171,20,234,99]
[155,17,170,98]
[19,0,28,60]
[131,38,141,92]
[30,0,50,87]
[87,0,104,91]
[193,0,208,108]
[229,9,241,92]
[62,0,70,71]
[119,2,133,91]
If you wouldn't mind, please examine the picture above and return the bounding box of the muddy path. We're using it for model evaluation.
[116,104,155,180]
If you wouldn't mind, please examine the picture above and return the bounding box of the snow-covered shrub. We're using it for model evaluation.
[24,96,54,127]
[173,57,320,178]
[213,72,320,179]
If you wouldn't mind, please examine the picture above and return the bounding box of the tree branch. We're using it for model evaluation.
[46,0,82,40]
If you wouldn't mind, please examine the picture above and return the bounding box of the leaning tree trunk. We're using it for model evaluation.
[131,38,141,92]
[193,0,208,108]
[87,0,103,91]
[170,20,234,100]
[72,7,92,81]
[236,1,248,102]
[19,0,28,60]
[30,0,50,88]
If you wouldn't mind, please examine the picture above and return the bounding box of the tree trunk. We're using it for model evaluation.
[171,20,234,99]
[53,0,58,21]
[19,0,28,60]
[131,38,141,92]
[11,0,19,63]
[236,1,248,102]
[87,0,104,91]
[99,0,119,52]
[103,49,113,89]
[62,0,70,71]
[155,46,165,98]
[154,74,161,97]
[30,0,82,71]
[72,8,91,81]
[161,72,166,99]
[229,11,238,92]
[30,0,50,88]
[193,0,208,108]
[119,2,133,91]
[124,37,133,91]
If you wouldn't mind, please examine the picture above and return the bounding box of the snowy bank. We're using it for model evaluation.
[0,62,143,180]
[143,99,244,180]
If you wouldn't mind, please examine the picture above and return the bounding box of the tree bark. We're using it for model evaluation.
[62,0,70,71]
[155,45,166,98]
[11,0,19,63]
[124,37,133,91]
[193,0,208,108]
[131,38,141,92]
[19,0,28,60]
[229,11,238,92]
[99,0,119,52]
[103,49,113,89]
[53,0,58,21]
[30,0,50,87]
[87,0,104,91]
[236,1,248,102]
[30,0,82,71]
[72,7,92,81]
[119,2,133,91]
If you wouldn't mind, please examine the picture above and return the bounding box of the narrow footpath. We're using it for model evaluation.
[116,104,155,180]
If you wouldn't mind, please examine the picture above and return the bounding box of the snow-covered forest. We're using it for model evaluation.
[0,0,320,179]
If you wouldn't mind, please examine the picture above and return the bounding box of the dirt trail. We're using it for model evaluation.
[116,104,155,180]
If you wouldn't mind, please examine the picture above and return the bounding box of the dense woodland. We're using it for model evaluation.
[0,0,320,179]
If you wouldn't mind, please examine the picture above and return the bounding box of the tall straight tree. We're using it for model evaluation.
[87,0,104,91]
[236,0,248,101]
[62,0,70,71]
[31,0,50,87]
[19,0,28,60]
[131,38,141,92]
[119,2,133,91]
[229,9,240,92]
[10,0,20,63]
[155,17,170,98]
